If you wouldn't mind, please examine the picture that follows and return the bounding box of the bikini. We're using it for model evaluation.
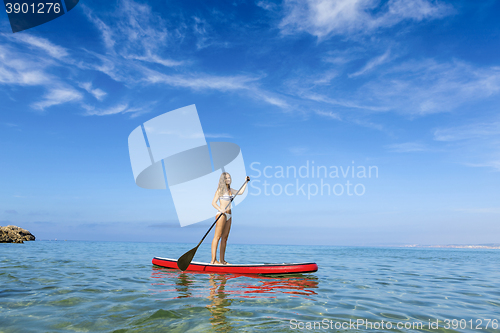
[219,192,234,220]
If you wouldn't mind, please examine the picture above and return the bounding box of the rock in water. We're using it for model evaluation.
[0,225,36,243]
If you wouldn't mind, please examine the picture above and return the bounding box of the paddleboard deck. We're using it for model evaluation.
[152,257,318,275]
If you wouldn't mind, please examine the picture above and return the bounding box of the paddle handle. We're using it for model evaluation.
[195,178,249,247]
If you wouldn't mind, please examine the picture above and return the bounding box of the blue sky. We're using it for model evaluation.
[1,0,499,246]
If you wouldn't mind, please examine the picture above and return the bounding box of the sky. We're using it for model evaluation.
[1,0,500,246]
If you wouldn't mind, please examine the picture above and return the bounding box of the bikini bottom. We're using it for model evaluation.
[217,213,232,221]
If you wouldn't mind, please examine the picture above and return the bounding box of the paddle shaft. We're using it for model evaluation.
[194,179,249,248]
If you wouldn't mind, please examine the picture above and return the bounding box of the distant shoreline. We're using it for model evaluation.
[10,239,500,249]
[391,244,500,249]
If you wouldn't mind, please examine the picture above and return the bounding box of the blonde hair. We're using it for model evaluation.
[217,172,231,196]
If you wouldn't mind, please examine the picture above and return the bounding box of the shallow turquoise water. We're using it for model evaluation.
[1,241,500,332]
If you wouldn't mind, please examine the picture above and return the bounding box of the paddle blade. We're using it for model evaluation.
[177,247,198,271]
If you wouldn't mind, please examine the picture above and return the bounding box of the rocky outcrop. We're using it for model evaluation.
[0,225,36,243]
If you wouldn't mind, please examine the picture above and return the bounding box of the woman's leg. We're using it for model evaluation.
[211,214,226,264]
[219,213,232,264]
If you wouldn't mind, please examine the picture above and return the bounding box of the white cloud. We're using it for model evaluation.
[351,118,385,131]
[82,0,182,62]
[463,161,500,172]
[81,5,115,51]
[83,103,130,116]
[11,34,69,59]
[432,119,500,172]
[193,16,211,49]
[386,142,427,152]
[0,45,52,86]
[0,67,48,86]
[78,82,107,101]
[0,37,90,112]
[78,0,289,111]
[361,60,500,115]
[300,91,388,111]
[289,146,309,155]
[434,122,500,142]
[350,49,392,77]
[83,0,182,67]
[279,0,453,39]
[125,54,184,67]
[31,88,83,110]
[144,70,260,91]
[257,1,278,11]
[82,102,151,117]
[254,91,289,108]
[314,110,341,120]
[313,70,338,85]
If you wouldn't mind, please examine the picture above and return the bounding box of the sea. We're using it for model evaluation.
[1,241,500,332]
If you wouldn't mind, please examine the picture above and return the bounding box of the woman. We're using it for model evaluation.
[211,173,249,265]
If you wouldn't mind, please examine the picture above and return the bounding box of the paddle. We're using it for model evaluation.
[177,178,250,271]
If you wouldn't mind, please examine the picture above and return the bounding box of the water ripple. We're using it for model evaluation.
[1,242,500,332]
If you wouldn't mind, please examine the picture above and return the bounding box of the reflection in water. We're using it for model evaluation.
[207,274,233,333]
[150,267,319,330]
[150,267,319,300]
[235,275,318,298]
[175,273,193,298]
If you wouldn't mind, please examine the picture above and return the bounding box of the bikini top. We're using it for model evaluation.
[220,191,235,201]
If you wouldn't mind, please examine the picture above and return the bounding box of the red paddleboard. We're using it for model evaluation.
[152,257,318,275]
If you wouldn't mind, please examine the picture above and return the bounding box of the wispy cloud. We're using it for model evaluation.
[433,119,500,171]
[279,0,453,39]
[125,54,184,67]
[78,0,292,111]
[193,16,213,49]
[299,91,388,111]
[253,91,289,108]
[314,110,341,120]
[82,0,182,67]
[434,122,500,142]
[81,5,115,51]
[463,161,500,171]
[83,103,134,116]
[144,70,261,91]
[289,146,309,155]
[313,70,338,85]
[350,49,392,77]
[386,142,427,152]
[351,118,385,132]
[78,82,107,101]
[0,45,52,86]
[31,88,83,111]
[257,1,278,11]
[11,34,69,59]
[361,60,500,115]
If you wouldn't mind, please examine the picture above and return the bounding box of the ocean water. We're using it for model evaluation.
[1,241,499,333]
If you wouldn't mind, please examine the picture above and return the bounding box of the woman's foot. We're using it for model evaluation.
[222,261,231,265]
[210,260,221,265]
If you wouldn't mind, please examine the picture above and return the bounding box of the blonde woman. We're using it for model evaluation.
[211,173,249,265]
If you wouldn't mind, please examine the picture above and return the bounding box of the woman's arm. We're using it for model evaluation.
[212,191,225,213]
[231,176,250,195]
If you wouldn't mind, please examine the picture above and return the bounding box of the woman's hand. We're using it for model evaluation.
[246,176,250,182]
